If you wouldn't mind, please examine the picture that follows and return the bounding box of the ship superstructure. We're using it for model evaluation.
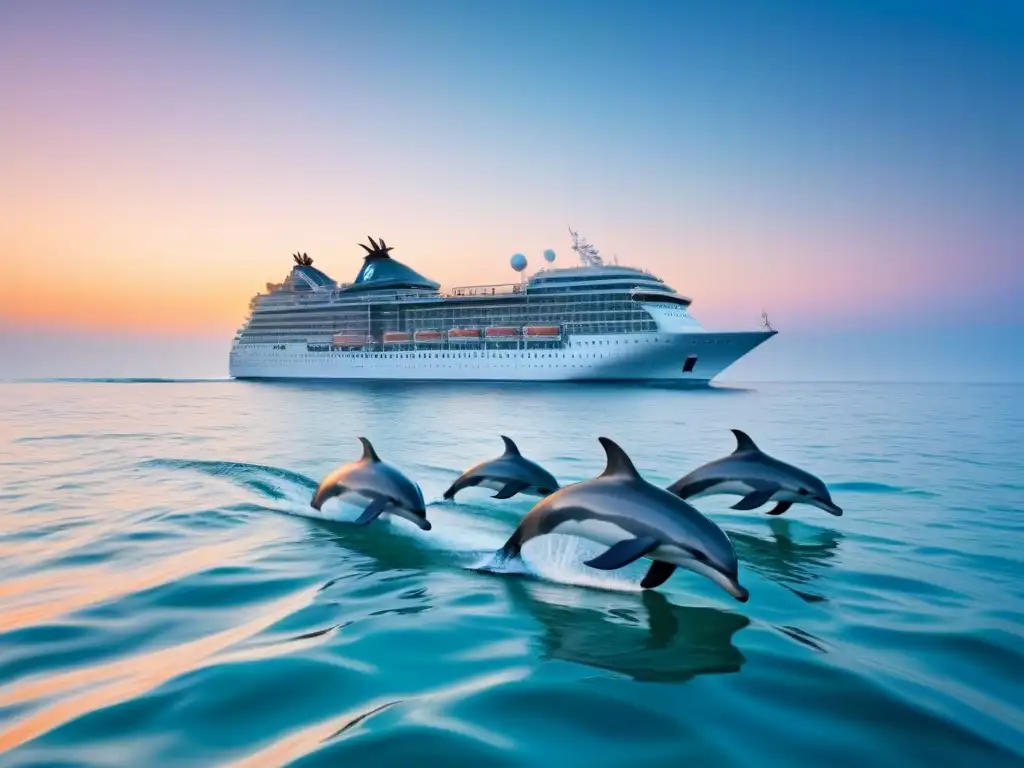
[228,231,775,383]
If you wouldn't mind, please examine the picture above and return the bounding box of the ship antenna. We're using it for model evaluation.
[568,225,604,267]
[761,310,774,332]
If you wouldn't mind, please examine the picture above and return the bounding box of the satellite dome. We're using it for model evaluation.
[543,248,556,263]
[510,253,528,272]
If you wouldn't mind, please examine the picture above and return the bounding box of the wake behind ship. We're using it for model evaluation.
[229,230,776,384]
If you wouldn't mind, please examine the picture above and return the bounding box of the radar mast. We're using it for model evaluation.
[568,226,604,267]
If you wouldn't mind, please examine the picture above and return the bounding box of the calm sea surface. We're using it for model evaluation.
[1,380,1022,766]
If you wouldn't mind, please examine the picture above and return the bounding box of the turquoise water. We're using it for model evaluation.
[1,380,1022,766]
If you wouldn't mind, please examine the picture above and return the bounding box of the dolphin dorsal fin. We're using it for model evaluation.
[500,435,521,457]
[598,437,641,479]
[731,429,760,454]
[358,437,381,462]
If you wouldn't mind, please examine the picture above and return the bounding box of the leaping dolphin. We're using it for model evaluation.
[443,435,560,501]
[667,429,842,517]
[492,437,749,601]
[311,437,431,531]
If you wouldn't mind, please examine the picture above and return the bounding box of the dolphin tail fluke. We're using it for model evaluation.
[353,497,388,525]
[310,482,340,511]
[731,488,776,510]
[499,435,521,456]
[443,474,482,500]
[495,529,525,563]
[584,536,659,570]
[493,480,530,499]
[766,501,792,516]
[667,477,717,500]
[666,480,688,498]
[640,560,677,589]
[442,476,466,500]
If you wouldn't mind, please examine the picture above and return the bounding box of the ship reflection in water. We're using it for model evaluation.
[503,580,749,683]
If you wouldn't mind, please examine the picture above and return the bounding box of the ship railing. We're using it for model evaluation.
[446,283,526,298]
[319,289,442,303]
[532,265,662,280]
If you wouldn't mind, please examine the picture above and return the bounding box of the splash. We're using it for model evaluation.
[519,535,641,592]
[467,534,639,593]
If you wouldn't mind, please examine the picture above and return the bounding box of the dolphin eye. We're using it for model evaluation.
[797,488,810,496]
[688,548,710,564]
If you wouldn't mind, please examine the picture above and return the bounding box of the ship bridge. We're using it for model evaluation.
[526,265,690,306]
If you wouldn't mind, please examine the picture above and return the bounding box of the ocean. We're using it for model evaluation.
[1,379,1022,766]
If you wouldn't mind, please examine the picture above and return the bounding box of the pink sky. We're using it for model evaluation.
[1,1,1019,337]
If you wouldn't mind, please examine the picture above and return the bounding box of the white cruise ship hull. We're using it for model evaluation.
[228,330,775,385]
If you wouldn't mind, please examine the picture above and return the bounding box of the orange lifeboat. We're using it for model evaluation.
[523,325,561,338]
[448,328,482,341]
[485,326,519,339]
[383,331,412,344]
[332,334,372,347]
[414,330,444,344]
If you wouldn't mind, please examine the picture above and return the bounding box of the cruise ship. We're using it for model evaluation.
[229,230,776,384]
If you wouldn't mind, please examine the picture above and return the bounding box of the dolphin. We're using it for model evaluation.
[492,437,749,601]
[667,429,843,517]
[310,437,431,531]
[443,435,560,501]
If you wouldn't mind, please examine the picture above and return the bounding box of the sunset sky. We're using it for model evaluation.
[1,0,1021,375]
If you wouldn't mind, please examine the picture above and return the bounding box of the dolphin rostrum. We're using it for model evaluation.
[667,429,843,517]
[492,437,749,601]
[310,437,431,531]
[443,435,560,501]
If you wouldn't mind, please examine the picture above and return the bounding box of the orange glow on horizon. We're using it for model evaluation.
[0,192,975,336]
[0,230,960,336]
[0,1,1017,340]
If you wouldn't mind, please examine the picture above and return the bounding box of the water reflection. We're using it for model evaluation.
[301,515,752,683]
[304,517,448,576]
[503,580,749,683]
[307,512,751,684]
[728,519,843,603]
[241,379,750,397]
